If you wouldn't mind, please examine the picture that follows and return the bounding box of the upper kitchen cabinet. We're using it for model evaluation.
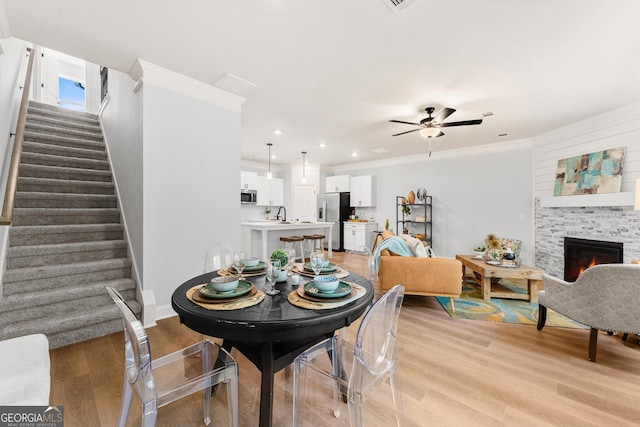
[240,171,258,190]
[256,176,284,206]
[325,175,350,193]
[350,175,376,207]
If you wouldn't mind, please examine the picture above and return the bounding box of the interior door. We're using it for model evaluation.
[293,184,316,222]
[42,48,60,106]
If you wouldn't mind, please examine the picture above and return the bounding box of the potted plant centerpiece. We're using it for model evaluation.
[263,207,272,220]
[473,246,486,259]
[270,249,289,282]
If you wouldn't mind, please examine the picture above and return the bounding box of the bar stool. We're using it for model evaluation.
[279,236,305,263]
[303,234,325,259]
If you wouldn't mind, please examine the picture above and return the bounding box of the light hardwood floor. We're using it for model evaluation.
[49,252,640,426]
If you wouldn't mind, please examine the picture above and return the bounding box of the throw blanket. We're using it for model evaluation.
[372,236,414,272]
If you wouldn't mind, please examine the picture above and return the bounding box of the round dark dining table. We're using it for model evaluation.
[171,269,374,427]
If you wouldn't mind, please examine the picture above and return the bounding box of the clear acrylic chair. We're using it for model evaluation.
[203,244,235,274]
[342,246,374,286]
[292,284,405,427]
[106,287,239,427]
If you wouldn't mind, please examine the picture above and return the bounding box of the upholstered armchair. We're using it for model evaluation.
[537,264,640,362]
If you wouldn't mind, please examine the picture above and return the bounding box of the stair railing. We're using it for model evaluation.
[1,47,34,226]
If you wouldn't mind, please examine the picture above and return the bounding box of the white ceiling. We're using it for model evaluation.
[3,0,640,167]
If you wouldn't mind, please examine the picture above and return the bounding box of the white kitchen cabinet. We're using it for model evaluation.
[343,222,378,251]
[325,175,350,193]
[350,175,375,207]
[240,171,258,190]
[256,176,284,206]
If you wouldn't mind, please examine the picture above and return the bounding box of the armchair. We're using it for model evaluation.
[537,264,640,362]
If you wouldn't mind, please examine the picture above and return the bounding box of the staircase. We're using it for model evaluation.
[0,101,141,349]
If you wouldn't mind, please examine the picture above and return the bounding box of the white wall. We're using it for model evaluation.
[100,69,143,281]
[334,140,535,264]
[142,84,241,318]
[533,101,640,198]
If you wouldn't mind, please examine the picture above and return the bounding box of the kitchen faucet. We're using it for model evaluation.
[276,206,286,221]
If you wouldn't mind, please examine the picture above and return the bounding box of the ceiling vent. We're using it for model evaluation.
[380,0,422,15]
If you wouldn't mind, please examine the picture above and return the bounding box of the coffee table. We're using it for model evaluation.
[455,254,544,303]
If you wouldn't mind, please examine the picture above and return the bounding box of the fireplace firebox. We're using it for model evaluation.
[564,237,623,282]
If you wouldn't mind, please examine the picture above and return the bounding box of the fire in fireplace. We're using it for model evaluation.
[564,237,623,282]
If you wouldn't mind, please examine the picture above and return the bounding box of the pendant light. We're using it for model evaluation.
[267,143,273,179]
[301,151,307,183]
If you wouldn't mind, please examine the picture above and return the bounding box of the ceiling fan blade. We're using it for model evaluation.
[392,128,422,137]
[440,119,483,127]
[389,119,421,126]
[433,107,456,124]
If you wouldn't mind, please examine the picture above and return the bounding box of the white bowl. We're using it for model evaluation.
[314,275,339,293]
[209,276,239,293]
[244,257,260,267]
[473,251,485,259]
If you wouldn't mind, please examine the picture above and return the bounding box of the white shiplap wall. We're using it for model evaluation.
[533,101,640,198]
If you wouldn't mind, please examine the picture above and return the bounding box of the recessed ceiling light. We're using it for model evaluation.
[273,129,283,135]
[319,143,327,148]
[351,152,358,157]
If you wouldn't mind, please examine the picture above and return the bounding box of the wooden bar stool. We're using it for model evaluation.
[279,235,305,262]
[303,234,325,259]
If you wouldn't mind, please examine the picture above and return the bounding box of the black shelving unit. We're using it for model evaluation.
[396,195,432,248]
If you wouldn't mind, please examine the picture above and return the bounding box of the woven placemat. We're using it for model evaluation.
[292,263,350,279]
[187,284,265,310]
[287,281,366,310]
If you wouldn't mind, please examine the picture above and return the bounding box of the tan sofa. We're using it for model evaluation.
[375,232,463,310]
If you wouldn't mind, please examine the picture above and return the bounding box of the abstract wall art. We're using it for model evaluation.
[554,147,626,196]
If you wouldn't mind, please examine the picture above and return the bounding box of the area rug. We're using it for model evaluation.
[436,279,587,329]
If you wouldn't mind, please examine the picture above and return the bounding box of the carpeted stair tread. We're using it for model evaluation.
[28,101,99,121]
[0,300,141,349]
[25,122,103,142]
[24,132,105,151]
[12,207,120,226]
[0,278,135,316]
[9,223,124,246]
[21,151,110,170]
[15,192,118,209]
[18,163,112,182]
[23,140,108,161]
[3,258,132,293]
[6,240,128,269]
[26,113,101,134]
[18,177,115,195]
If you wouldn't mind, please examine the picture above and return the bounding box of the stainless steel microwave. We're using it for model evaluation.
[241,189,257,204]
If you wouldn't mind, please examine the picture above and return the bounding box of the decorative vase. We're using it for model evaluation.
[277,270,288,282]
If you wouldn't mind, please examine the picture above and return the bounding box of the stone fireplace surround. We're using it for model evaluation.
[535,198,640,279]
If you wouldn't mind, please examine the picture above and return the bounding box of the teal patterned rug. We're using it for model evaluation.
[436,279,587,329]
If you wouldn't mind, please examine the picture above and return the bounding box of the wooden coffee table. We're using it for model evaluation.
[455,254,544,303]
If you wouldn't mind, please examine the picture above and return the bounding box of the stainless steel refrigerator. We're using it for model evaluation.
[318,192,351,251]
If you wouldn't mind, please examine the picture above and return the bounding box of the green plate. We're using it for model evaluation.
[303,262,338,273]
[231,261,266,272]
[199,280,252,299]
[304,281,351,299]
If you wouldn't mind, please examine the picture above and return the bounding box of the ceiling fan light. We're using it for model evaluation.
[420,127,440,138]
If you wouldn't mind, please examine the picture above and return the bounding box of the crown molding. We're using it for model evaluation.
[128,59,246,112]
[330,138,532,173]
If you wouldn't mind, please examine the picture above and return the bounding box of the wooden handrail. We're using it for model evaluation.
[0,47,34,225]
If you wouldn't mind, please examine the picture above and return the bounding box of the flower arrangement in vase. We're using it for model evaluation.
[482,234,522,267]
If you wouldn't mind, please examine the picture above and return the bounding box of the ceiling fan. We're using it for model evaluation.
[389,106,483,138]
[389,106,483,156]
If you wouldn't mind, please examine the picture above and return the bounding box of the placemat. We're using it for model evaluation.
[187,284,265,310]
[287,281,366,310]
[292,263,350,279]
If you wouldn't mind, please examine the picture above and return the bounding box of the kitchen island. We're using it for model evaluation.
[241,221,334,261]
